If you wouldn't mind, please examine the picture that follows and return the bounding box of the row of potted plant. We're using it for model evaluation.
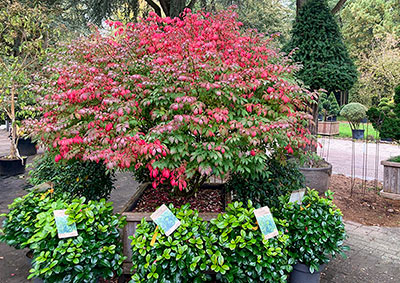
[1,184,347,283]
[129,190,347,283]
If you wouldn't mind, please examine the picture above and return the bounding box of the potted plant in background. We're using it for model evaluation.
[277,190,348,283]
[339,102,367,140]
[317,92,340,135]
[295,153,332,195]
[0,2,53,175]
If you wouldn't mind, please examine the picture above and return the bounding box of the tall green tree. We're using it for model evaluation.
[286,0,357,94]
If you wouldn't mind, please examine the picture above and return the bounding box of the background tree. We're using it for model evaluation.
[0,1,60,159]
[286,0,357,95]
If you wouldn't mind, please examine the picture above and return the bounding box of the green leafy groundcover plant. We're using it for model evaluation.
[0,187,66,249]
[207,201,292,283]
[29,154,115,201]
[226,156,304,209]
[130,204,210,282]
[26,197,126,282]
[277,190,348,273]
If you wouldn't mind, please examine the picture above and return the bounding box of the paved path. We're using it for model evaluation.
[318,138,400,181]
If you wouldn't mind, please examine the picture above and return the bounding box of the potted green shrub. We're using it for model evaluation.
[0,185,62,251]
[277,190,348,283]
[0,2,53,175]
[295,153,332,195]
[340,102,367,140]
[25,197,126,282]
[208,201,293,282]
[130,204,211,282]
[317,93,340,135]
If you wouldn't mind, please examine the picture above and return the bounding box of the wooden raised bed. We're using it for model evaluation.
[381,160,400,200]
[317,121,339,136]
[120,182,231,274]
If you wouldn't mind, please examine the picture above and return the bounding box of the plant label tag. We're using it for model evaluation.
[151,204,181,236]
[254,206,278,240]
[289,189,306,205]
[53,210,78,239]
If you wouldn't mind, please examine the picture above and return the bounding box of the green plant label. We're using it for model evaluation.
[53,210,78,239]
[150,204,181,236]
[254,206,278,240]
[289,189,306,205]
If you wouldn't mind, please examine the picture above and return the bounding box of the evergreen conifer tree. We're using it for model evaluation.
[286,0,357,94]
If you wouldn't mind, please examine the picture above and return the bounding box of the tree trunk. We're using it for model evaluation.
[169,0,186,18]
[10,86,18,159]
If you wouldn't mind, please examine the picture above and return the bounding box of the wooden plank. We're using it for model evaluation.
[383,166,389,192]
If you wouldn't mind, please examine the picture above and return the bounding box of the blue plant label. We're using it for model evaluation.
[150,204,181,236]
[289,189,306,205]
[53,210,78,239]
[254,206,278,240]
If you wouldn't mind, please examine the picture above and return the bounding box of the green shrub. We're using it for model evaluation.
[318,92,340,121]
[207,201,292,282]
[27,197,126,282]
[226,157,304,209]
[0,186,66,249]
[29,154,115,201]
[340,103,367,130]
[130,204,210,282]
[276,190,347,273]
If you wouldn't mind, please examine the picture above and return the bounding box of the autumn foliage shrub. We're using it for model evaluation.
[32,9,315,194]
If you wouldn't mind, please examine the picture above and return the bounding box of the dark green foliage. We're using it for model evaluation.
[208,201,292,282]
[226,157,305,209]
[389,155,400,163]
[318,92,340,120]
[0,188,67,249]
[130,204,211,282]
[26,197,126,282]
[368,85,400,140]
[275,190,348,273]
[29,154,115,201]
[285,0,357,93]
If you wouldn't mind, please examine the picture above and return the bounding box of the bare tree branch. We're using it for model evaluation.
[331,0,348,14]
[144,0,162,16]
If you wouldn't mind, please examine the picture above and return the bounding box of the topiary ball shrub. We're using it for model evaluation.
[27,197,126,282]
[29,154,115,201]
[207,201,292,282]
[276,190,348,273]
[339,102,367,130]
[130,204,210,282]
[0,187,67,250]
[226,157,304,209]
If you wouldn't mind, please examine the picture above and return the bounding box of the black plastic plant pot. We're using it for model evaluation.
[17,138,37,156]
[289,263,326,283]
[352,129,364,140]
[0,156,27,176]
[381,137,393,142]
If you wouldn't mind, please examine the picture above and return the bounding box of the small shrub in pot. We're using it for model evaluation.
[276,190,348,276]
[208,201,293,282]
[26,197,126,282]
[129,204,210,282]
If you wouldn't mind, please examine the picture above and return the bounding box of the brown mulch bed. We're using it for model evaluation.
[329,174,400,227]
[131,185,225,213]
